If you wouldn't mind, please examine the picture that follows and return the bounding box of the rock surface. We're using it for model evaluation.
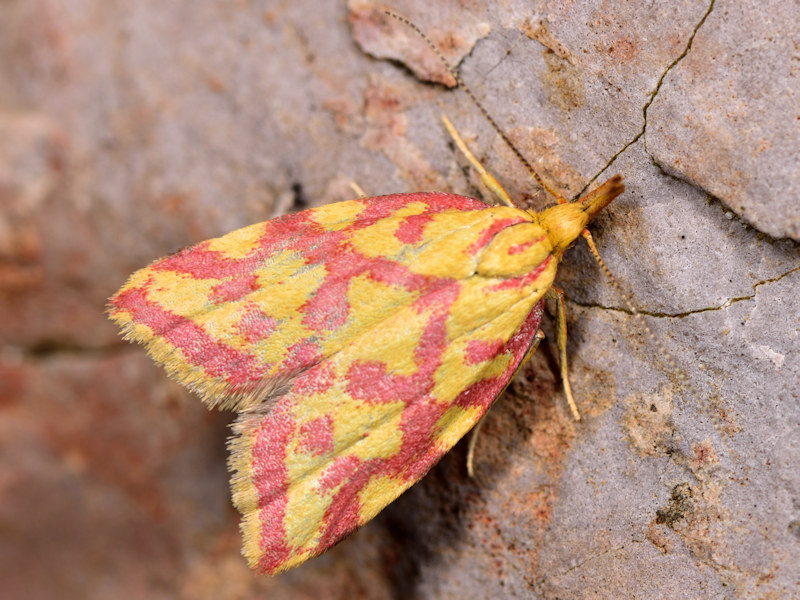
[1,0,797,598]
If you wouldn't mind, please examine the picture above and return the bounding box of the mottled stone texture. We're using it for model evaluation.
[647,0,800,241]
[0,0,797,599]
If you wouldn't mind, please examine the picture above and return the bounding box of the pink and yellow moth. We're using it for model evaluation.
[107,16,625,575]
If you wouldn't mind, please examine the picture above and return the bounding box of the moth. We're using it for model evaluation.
[107,15,624,575]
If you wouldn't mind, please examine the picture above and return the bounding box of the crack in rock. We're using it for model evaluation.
[569,264,799,318]
[582,0,717,194]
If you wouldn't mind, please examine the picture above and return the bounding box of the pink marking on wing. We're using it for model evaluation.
[291,361,336,396]
[150,194,484,285]
[344,284,458,404]
[464,339,505,365]
[345,361,408,404]
[292,195,479,330]
[315,396,451,551]
[455,301,544,412]
[506,235,547,256]
[363,256,439,292]
[210,274,259,303]
[353,193,485,230]
[487,255,553,291]
[301,274,350,332]
[156,194,482,345]
[508,240,533,255]
[414,300,450,361]
[153,212,339,281]
[394,212,435,244]
[313,284,471,554]
[317,287,460,549]
[301,294,544,563]
[410,193,486,213]
[281,340,323,374]
[452,378,502,412]
[315,459,372,549]
[316,401,447,549]
[153,244,243,280]
[111,286,266,387]
[411,277,461,312]
[467,217,527,254]
[285,228,347,265]
[351,196,413,225]
[258,209,323,250]
[247,405,295,573]
[297,415,334,457]
[301,252,448,333]
[256,496,292,573]
[345,356,437,405]
[234,308,278,343]
[385,397,449,480]
[317,454,362,494]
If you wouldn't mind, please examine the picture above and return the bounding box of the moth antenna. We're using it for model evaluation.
[441,113,514,207]
[385,11,565,202]
[581,229,683,381]
[349,181,367,198]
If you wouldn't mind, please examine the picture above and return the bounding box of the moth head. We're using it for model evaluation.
[535,175,624,260]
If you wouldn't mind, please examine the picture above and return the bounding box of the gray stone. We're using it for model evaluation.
[646,0,800,241]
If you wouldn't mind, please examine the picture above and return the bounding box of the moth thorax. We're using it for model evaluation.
[535,203,592,259]
[476,222,553,278]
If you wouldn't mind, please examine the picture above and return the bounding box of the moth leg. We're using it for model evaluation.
[441,114,515,207]
[349,181,367,198]
[466,329,546,477]
[465,413,489,478]
[546,287,581,421]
